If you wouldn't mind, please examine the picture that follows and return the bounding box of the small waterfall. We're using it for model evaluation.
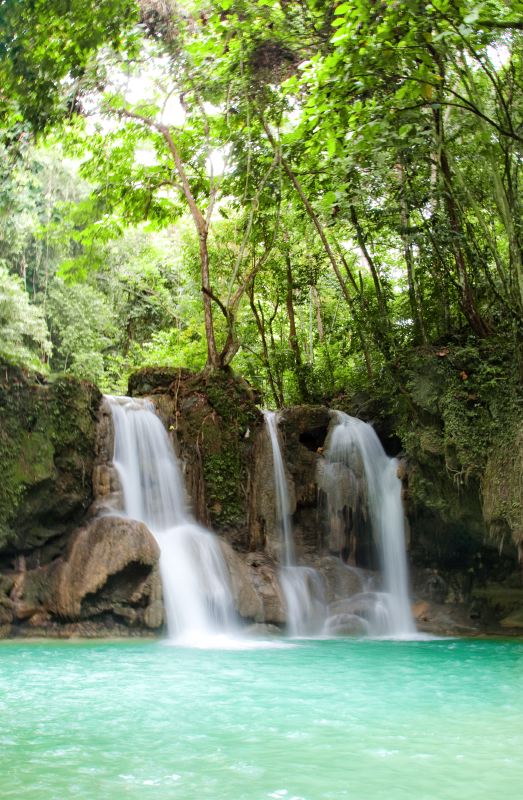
[264,411,325,636]
[322,411,415,637]
[108,396,235,642]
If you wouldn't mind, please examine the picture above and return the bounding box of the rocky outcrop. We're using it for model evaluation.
[2,516,163,636]
[48,516,162,626]
[90,399,122,516]
[129,368,263,550]
[249,406,330,560]
[1,357,520,640]
[219,542,286,624]
[0,364,101,555]
[482,420,523,557]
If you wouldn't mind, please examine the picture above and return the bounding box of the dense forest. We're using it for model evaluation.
[1,1,522,538]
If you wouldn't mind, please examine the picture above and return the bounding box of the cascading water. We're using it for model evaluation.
[322,411,415,637]
[108,395,235,642]
[264,411,325,636]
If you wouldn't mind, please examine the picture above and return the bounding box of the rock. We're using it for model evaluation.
[500,608,523,628]
[483,421,523,552]
[0,364,101,553]
[312,555,366,604]
[220,543,288,624]
[0,574,14,595]
[27,610,51,627]
[412,600,431,621]
[142,566,164,629]
[0,595,14,626]
[324,613,368,636]
[48,516,161,621]
[245,553,287,624]
[128,367,262,549]
[244,623,283,636]
[419,570,448,604]
[220,541,263,621]
[128,367,192,396]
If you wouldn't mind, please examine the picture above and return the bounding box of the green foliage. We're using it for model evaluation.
[0,0,139,134]
[46,279,117,385]
[0,264,51,369]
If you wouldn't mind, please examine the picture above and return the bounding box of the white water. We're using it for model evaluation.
[108,396,235,642]
[323,411,415,637]
[264,411,325,636]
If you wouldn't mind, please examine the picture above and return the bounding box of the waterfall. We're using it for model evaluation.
[264,411,325,636]
[322,411,415,637]
[108,395,235,642]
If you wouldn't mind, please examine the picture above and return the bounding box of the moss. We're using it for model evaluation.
[126,366,262,537]
[203,451,244,527]
[0,363,101,553]
[13,432,55,484]
[482,421,523,547]
[397,336,522,545]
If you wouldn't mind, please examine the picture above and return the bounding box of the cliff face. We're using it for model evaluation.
[0,365,101,555]
[128,366,263,550]
[0,369,165,638]
[0,363,521,639]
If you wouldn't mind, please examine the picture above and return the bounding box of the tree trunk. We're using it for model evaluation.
[396,161,427,344]
[248,283,283,407]
[286,252,309,401]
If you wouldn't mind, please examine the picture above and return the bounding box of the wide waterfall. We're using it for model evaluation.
[264,411,325,636]
[108,396,235,642]
[322,411,415,637]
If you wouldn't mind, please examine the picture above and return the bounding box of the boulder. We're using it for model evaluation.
[48,516,162,625]
[312,555,366,604]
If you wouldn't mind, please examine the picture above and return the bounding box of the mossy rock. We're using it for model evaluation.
[128,366,262,540]
[482,421,523,550]
[0,363,101,553]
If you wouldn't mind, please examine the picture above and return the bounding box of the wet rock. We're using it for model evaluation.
[129,368,262,549]
[311,555,366,604]
[245,553,286,624]
[324,613,368,637]
[220,541,263,621]
[0,595,14,626]
[48,516,161,622]
[500,608,523,628]
[244,623,283,636]
[412,600,431,622]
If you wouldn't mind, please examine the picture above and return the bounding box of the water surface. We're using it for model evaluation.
[1,638,522,799]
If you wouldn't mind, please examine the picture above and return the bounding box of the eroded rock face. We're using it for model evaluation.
[219,541,286,625]
[249,406,330,561]
[48,516,162,626]
[90,399,122,516]
[1,516,163,637]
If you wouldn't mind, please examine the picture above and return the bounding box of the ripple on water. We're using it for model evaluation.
[1,638,523,800]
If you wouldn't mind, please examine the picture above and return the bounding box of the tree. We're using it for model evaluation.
[0,0,139,136]
[0,264,51,368]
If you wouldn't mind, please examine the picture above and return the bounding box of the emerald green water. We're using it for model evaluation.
[1,638,522,799]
